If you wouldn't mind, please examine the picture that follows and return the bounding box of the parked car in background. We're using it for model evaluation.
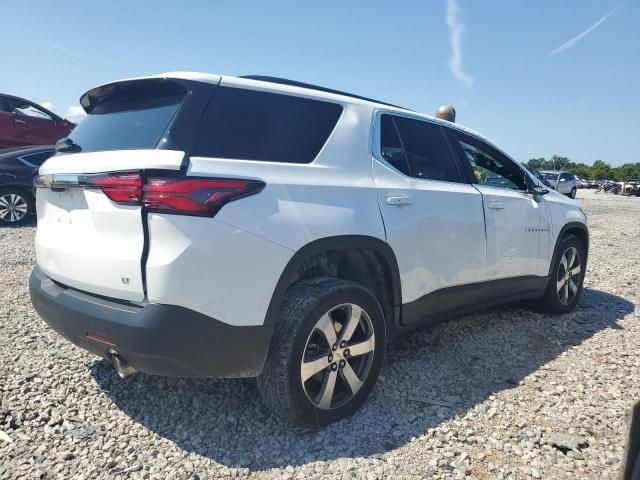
[576,179,586,189]
[526,167,553,188]
[540,170,577,198]
[0,94,75,149]
[0,145,55,225]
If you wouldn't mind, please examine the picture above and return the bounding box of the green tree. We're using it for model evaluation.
[549,155,570,170]
[525,157,547,170]
[591,160,614,180]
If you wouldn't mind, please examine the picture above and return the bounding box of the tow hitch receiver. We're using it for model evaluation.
[108,349,138,379]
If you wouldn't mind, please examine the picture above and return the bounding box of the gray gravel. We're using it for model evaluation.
[1,189,638,479]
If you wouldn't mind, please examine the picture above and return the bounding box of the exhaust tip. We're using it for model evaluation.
[108,349,138,379]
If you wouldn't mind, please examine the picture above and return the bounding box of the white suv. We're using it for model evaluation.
[30,72,589,427]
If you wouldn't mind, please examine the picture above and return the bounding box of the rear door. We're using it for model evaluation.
[447,129,552,279]
[372,112,486,324]
[34,78,198,301]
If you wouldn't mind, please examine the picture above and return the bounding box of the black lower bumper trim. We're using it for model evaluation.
[29,266,274,378]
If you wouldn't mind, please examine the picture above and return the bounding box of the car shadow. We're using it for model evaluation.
[90,288,634,470]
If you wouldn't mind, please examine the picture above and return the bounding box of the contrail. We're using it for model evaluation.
[549,5,621,55]
[45,42,100,62]
[446,0,474,88]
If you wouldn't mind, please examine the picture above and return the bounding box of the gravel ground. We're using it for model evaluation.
[1,189,638,480]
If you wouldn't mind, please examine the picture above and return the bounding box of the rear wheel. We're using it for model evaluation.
[570,187,577,199]
[257,277,386,428]
[538,234,585,314]
[0,188,33,226]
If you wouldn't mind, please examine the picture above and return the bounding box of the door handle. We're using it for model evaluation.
[385,195,412,206]
[488,202,505,210]
[14,118,27,125]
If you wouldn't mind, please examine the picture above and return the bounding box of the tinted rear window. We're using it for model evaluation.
[193,87,343,163]
[67,80,186,153]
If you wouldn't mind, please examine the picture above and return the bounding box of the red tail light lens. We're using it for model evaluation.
[86,172,142,204]
[142,178,265,216]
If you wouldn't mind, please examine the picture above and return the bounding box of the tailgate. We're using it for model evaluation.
[35,150,184,301]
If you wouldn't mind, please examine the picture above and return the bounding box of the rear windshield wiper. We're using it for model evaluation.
[55,137,82,153]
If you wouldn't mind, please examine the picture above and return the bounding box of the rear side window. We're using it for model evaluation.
[193,87,343,163]
[560,173,574,181]
[380,115,410,175]
[67,79,187,153]
[380,114,461,182]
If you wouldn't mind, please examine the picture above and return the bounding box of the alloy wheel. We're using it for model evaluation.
[0,193,28,223]
[556,246,581,305]
[300,303,375,410]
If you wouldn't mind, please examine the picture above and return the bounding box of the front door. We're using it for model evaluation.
[447,130,552,279]
[372,113,486,325]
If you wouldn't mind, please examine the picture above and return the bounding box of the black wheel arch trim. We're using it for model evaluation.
[549,221,589,276]
[263,235,402,330]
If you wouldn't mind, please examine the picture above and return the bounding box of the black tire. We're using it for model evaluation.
[0,188,34,226]
[570,188,577,199]
[257,277,386,428]
[537,234,586,314]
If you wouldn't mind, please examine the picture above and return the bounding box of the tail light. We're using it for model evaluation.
[85,172,142,205]
[143,177,264,216]
[36,171,264,216]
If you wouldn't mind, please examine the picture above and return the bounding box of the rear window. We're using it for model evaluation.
[193,87,343,163]
[67,80,186,153]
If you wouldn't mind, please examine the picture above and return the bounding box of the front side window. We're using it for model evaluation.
[453,134,526,190]
[560,173,574,182]
[379,114,461,182]
[194,87,343,163]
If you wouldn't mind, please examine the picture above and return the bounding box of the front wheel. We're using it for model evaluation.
[257,277,386,428]
[0,188,34,226]
[570,187,577,199]
[537,234,585,314]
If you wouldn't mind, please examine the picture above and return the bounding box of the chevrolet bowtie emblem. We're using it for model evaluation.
[43,175,54,188]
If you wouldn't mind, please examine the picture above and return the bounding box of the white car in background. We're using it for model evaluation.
[30,72,589,427]
[540,170,578,198]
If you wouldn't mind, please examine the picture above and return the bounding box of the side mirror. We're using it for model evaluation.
[529,185,549,196]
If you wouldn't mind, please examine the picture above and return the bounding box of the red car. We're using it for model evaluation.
[0,94,75,149]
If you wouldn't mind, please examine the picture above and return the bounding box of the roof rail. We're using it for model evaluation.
[239,75,410,110]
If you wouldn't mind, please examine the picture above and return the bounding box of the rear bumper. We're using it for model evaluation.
[29,266,274,378]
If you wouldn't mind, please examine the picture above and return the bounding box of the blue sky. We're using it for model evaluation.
[2,1,638,165]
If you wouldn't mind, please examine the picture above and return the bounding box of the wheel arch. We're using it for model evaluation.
[549,221,589,276]
[263,235,402,336]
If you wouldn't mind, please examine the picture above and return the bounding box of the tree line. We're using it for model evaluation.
[523,156,640,181]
